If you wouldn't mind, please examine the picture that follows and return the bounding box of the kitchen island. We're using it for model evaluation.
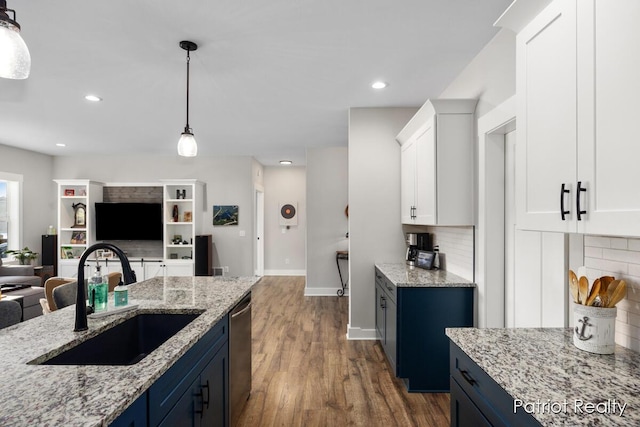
[0,275,259,426]
[447,328,640,426]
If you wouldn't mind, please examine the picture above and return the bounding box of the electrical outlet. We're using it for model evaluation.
[285,258,290,265]
[223,266,229,273]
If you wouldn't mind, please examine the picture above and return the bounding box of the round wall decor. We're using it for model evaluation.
[281,204,296,219]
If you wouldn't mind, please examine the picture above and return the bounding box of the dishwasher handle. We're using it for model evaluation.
[231,302,252,318]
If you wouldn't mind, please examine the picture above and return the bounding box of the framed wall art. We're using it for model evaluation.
[213,205,238,226]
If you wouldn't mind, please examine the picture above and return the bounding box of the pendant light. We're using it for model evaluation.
[0,0,30,79]
[177,40,198,157]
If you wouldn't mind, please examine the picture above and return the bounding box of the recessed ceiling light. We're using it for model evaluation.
[84,94,102,102]
[279,160,293,165]
[56,143,66,147]
[371,81,388,89]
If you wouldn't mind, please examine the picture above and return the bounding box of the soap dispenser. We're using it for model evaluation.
[114,281,128,307]
[88,265,108,312]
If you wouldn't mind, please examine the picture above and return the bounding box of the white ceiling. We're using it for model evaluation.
[0,0,512,165]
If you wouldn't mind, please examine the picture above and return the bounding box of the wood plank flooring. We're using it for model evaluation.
[236,276,450,427]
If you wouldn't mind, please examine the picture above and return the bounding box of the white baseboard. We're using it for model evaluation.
[263,269,306,276]
[346,324,377,340]
[304,287,349,297]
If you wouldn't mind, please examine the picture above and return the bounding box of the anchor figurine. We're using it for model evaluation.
[575,316,593,341]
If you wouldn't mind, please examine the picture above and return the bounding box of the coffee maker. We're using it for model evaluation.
[406,232,433,266]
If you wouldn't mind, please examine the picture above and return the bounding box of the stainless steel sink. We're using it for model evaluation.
[35,312,202,366]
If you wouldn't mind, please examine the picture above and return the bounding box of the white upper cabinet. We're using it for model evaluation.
[513,0,577,233]
[500,0,640,236]
[397,99,477,226]
[576,0,640,236]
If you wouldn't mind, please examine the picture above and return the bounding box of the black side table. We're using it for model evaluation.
[336,251,349,297]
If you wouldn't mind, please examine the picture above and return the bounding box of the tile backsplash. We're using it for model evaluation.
[425,226,474,281]
[583,235,640,352]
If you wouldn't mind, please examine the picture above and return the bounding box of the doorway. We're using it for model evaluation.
[478,96,568,328]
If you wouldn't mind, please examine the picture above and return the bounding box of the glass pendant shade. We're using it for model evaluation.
[177,131,198,157]
[0,20,30,79]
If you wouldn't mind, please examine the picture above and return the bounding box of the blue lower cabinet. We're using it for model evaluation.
[200,341,228,427]
[110,394,147,427]
[110,315,230,427]
[158,376,202,427]
[397,287,474,392]
[449,342,541,427]
[156,341,228,427]
[374,268,474,392]
[450,378,492,427]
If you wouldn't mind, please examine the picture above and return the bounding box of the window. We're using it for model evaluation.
[0,181,7,257]
[0,172,22,260]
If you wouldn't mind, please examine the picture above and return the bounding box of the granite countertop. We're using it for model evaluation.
[375,262,475,287]
[0,275,260,427]
[447,328,640,426]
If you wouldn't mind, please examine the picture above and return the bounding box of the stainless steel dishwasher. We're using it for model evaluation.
[229,292,252,426]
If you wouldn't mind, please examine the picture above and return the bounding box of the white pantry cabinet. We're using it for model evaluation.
[396,99,477,226]
[500,0,640,236]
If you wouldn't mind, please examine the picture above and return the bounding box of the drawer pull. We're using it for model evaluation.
[460,370,476,386]
[386,285,393,292]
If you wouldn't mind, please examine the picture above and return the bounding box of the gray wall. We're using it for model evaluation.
[52,154,257,276]
[263,166,306,274]
[0,144,54,261]
[439,29,515,116]
[347,107,417,339]
[305,147,348,295]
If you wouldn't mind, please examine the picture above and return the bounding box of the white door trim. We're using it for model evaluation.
[254,184,265,276]
[476,95,516,328]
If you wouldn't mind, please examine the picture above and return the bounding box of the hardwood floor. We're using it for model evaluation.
[236,276,450,427]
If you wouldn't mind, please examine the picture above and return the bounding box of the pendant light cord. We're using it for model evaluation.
[185,50,191,132]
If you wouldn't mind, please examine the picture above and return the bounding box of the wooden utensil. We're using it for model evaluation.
[585,278,600,306]
[607,280,627,308]
[569,270,580,303]
[600,276,615,292]
[578,276,589,305]
[598,277,614,307]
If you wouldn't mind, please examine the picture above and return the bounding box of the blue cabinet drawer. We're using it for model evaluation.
[375,267,396,302]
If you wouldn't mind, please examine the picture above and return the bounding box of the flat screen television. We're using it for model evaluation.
[95,202,163,241]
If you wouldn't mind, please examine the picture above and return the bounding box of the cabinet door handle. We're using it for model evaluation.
[460,370,476,386]
[560,183,570,220]
[576,181,587,221]
[202,380,210,409]
[380,296,386,309]
[194,388,204,418]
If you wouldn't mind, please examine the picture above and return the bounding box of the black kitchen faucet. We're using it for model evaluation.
[74,243,137,331]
